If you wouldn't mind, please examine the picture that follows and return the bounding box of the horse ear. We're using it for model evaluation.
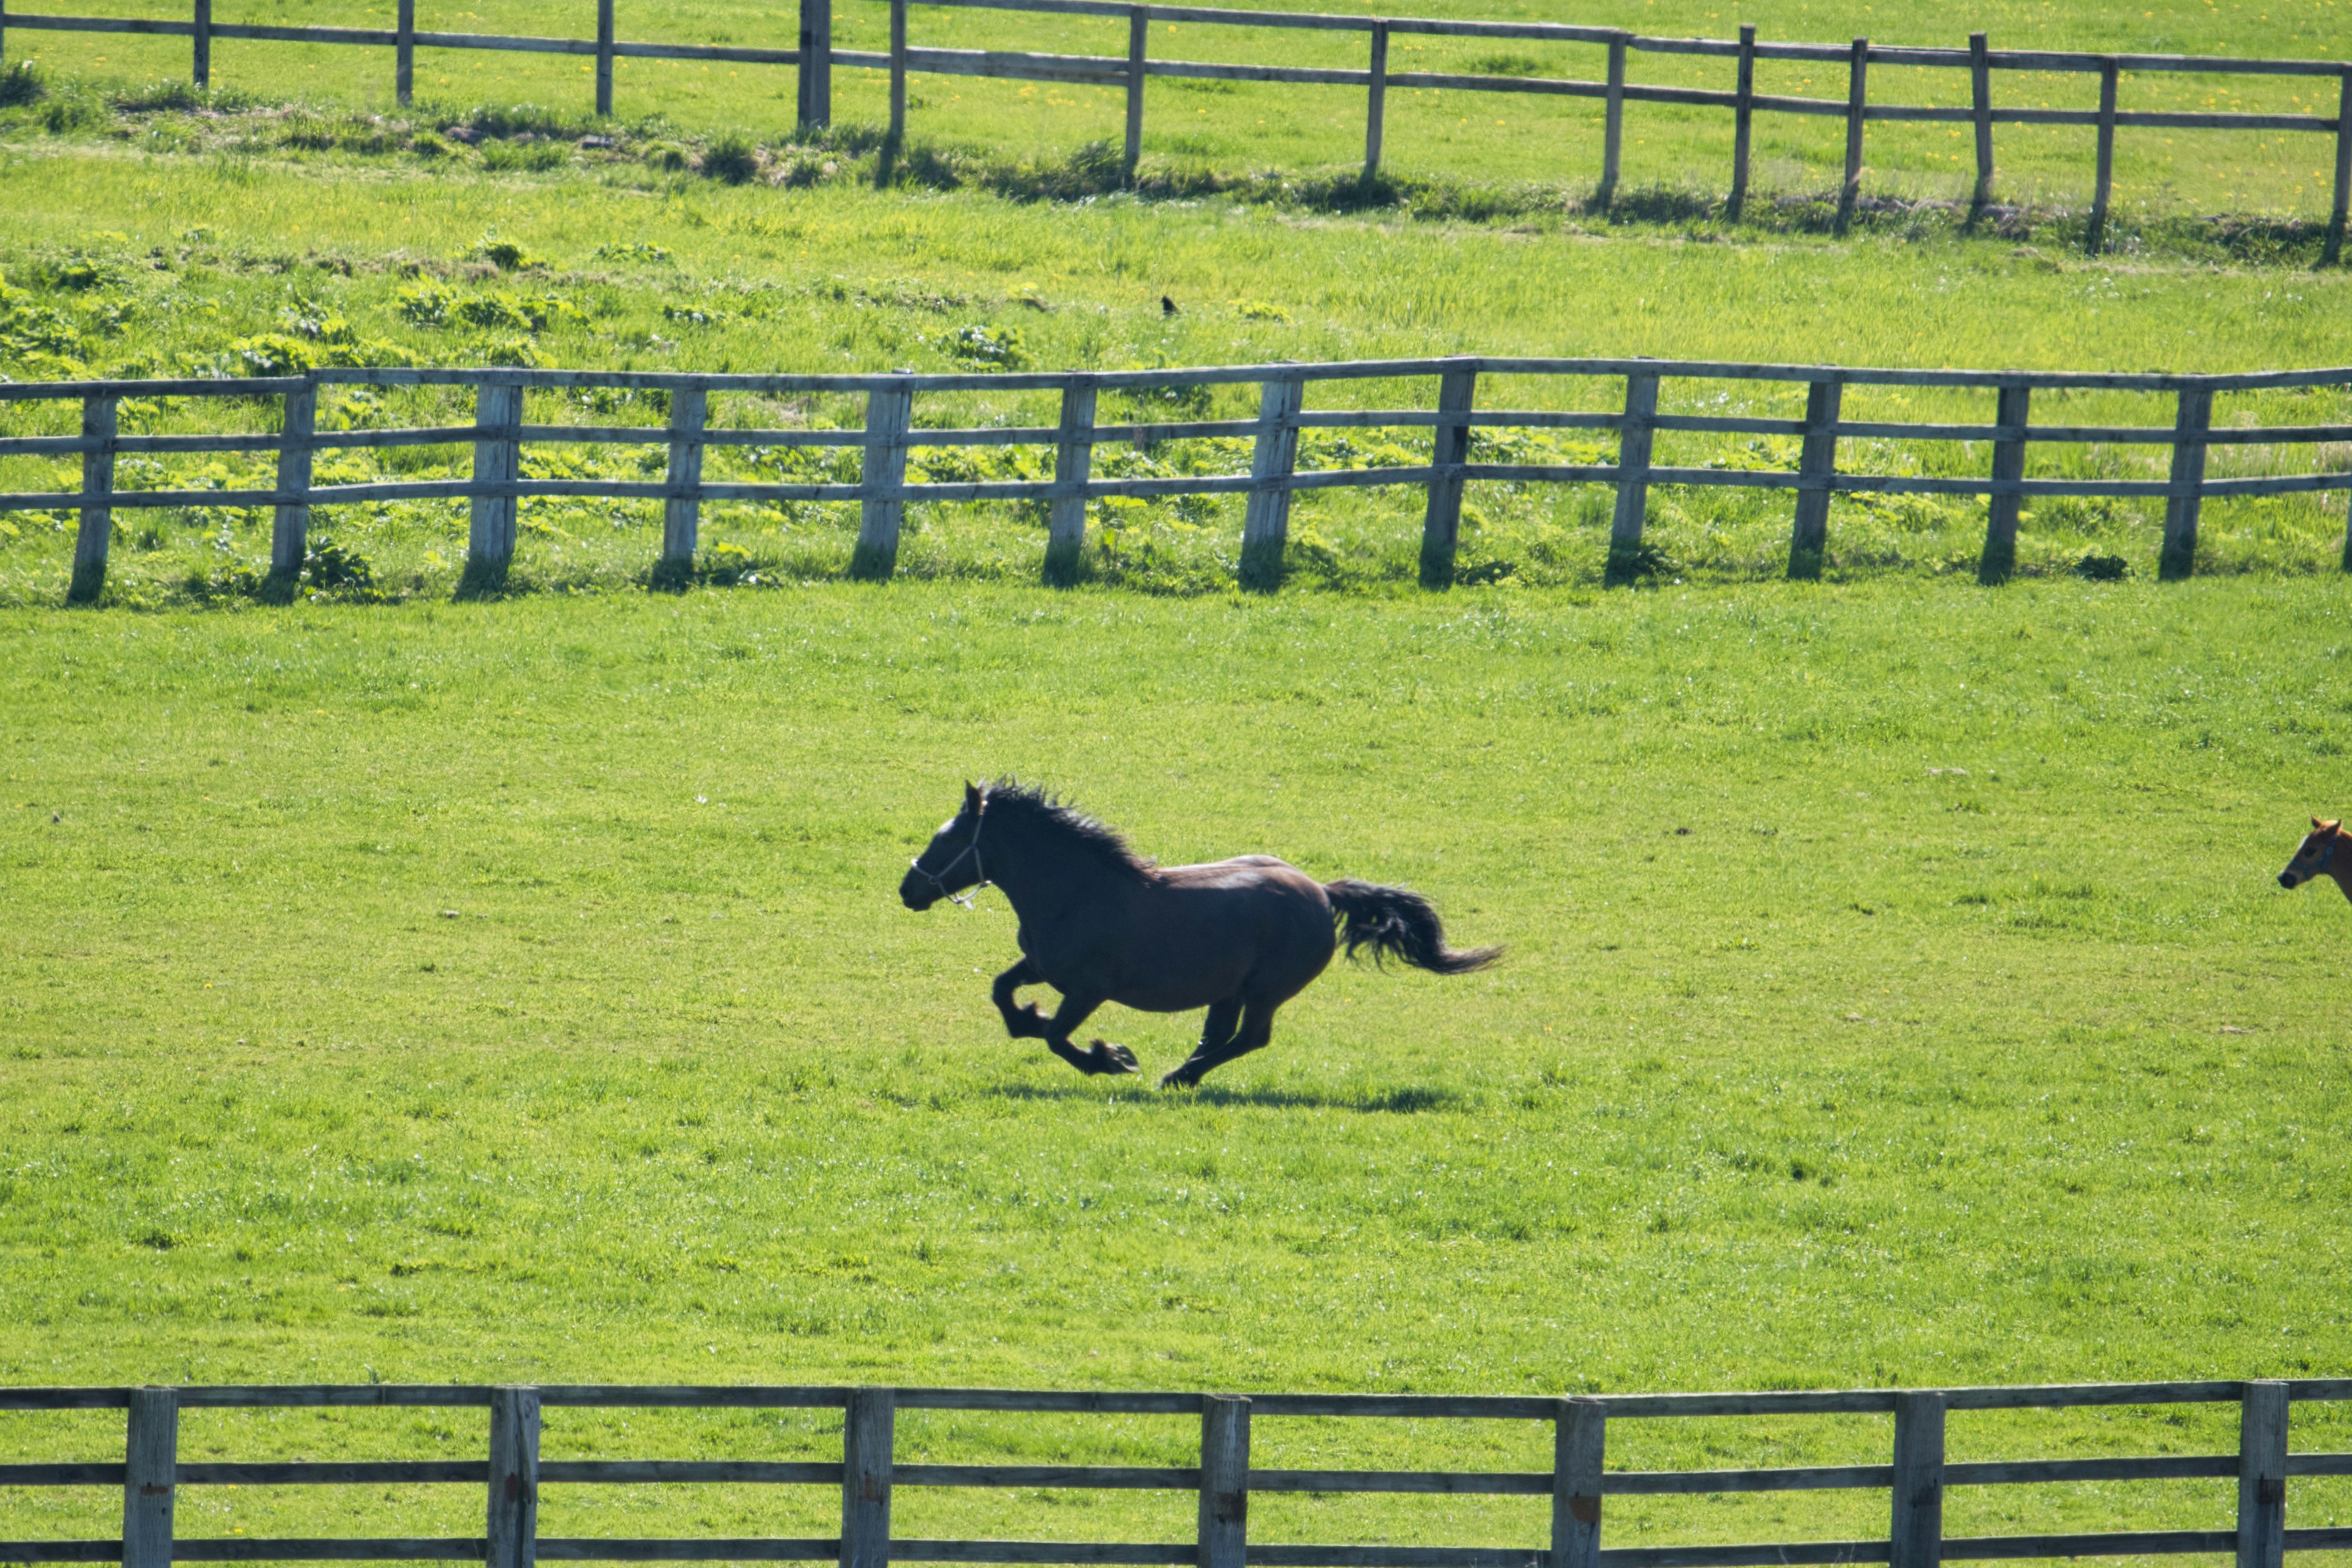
[965,780,982,812]
[2326,819,2343,834]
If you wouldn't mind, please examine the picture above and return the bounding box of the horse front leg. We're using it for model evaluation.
[991,956,1050,1039]
[1041,992,1137,1077]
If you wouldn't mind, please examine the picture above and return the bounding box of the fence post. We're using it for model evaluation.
[486,1387,540,1568]
[657,384,707,587]
[1604,371,1659,586]
[466,380,522,592]
[123,1387,177,1568]
[1550,1397,1604,1568]
[797,0,832,129]
[1977,382,2030,585]
[1787,377,1841,580]
[1597,32,1627,210]
[1363,20,1389,185]
[1969,32,1994,214]
[1124,7,1147,181]
[271,379,317,582]
[191,0,209,88]
[2237,1381,2287,1568]
[1240,373,1302,591]
[1044,380,1096,586]
[889,0,909,149]
[68,391,118,605]
[2089,58,2118,255]
[842,1388,895,1568]
[1199,1396,1249,1568]
[853,378,912,581]
[2323,68,2350,266]
[1836,37,1868,235]
[1727,24,1755,221]
[2159,382,2212,581]
[595,0,615,115]
[395,0,414,106]
[1890,1392,1945,1568]
[1420,363,1476,588]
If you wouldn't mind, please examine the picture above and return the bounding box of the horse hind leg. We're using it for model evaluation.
[1157,999,1241,1090]
[1161,997,1273,1090]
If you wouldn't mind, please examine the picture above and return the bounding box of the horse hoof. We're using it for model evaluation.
[1158,1070,1194,1091]
[1090,1039,1139,1074]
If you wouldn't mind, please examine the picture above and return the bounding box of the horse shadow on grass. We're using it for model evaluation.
[982,1080,1466,1114]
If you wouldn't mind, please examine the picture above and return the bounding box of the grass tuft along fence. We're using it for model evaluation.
[1,1379,2351,1568]
[6,357,2352,601]
[1,0,2349,256]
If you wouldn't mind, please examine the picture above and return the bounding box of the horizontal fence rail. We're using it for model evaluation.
[4,358,2352,597]
[0,0,2348,255]
[1,1381,2351,1568]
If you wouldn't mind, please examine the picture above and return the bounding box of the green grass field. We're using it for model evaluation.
[5,581,2352,1550]
[6,0,2351,223]
[6,0,2352,1555]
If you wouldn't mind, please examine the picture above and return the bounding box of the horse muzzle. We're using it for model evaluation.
[2280,872,2302,889]
[900,869,941,910]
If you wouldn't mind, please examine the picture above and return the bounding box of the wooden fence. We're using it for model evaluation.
[2,1379,2351,1568]
[5,358,2352,599]
[1,0,2348,256]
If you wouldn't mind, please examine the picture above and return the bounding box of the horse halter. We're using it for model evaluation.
[908,801,989,909]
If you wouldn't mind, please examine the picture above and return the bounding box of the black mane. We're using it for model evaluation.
[982,780,1152,880]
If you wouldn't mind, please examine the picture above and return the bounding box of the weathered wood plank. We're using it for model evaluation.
[271,382,316,579]
[1044,382,1096,586]
[853,382,913,580]
[192,0,209,86]
[799,0,832,126]
[0,1546,120,1562]
[180,1463,489,1485]
[1553,1400,1604,1568]
[1363,20,1387,181]
[2159,385,2212,580]
[2238,1382,2286,1568]
[1598,32,1627,208]
[67,391,116,604]
[466,383,522,588]
[1889,1393,1942,1568]
[1420,364,1476,587]
[886,1549,1188,1567]
[1604,371,1658,586]
[897,1466,1194,1490]
[1124,7,1146,178]
[1787,378,1840,579]
[1969,32,1994,208]
[594,0,614,114]
[173,1541,488,1561]
[395,0,414,104]
[486,1387,540,1568]
[1240,377,1303,590]
[121,1389,176,1568]
[1198,1397,1249,1568]
[1940,1532,2233,1561]
[1836,37,1867,235]
[1728,25,1755,219]
[660,385,707,579]
[2089,58,2119,254]
[889,0,908,143]
[842,1389,894,1568]
[2329,69,2352,266]
[1977,383,2029,585]
[536,1544,834,1562]
[1251,1469,1547,1494]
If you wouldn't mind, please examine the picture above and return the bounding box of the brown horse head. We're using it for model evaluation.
[900,781,987,910]
[2278,816,2346,892]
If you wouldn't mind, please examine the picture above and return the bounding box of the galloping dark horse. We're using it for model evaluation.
[899,781,1498,1088]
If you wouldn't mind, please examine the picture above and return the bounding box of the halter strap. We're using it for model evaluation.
[2316,831,2340,877]
[908,799,989,909]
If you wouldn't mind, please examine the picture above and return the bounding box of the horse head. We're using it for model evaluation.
[900,782,989,910]
[2278,816,2343,890]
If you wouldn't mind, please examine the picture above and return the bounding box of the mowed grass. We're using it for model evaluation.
[4,135,2351,602]
[9,0,2352,222]
[4,580,2352,1552]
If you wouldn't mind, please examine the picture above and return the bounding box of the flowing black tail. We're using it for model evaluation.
[1324,879,1501,974]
